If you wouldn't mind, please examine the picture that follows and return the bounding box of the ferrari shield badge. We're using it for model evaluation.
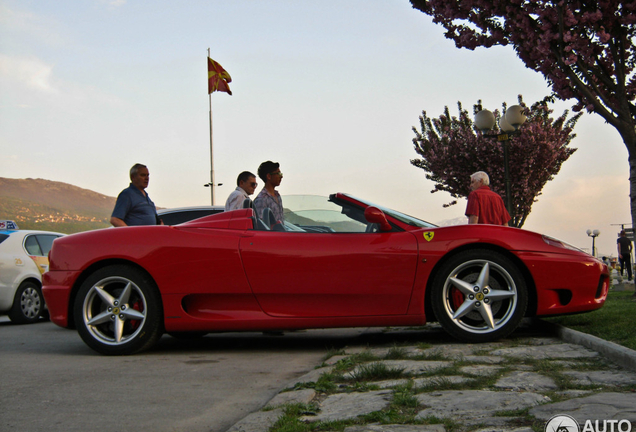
[423,231,434,242]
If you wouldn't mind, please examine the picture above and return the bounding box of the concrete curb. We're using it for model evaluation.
[537,319,636,372]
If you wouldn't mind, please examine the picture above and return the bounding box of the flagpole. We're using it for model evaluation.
[207,48,215,206]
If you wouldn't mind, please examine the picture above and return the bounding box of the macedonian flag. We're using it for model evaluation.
[208,57,232,95]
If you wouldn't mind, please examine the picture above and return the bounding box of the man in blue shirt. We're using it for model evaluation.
[110,163,162,227]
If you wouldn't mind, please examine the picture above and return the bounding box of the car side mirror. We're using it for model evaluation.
[364,206,392,232]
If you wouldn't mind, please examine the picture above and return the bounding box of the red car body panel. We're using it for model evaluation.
[239,231,419,317]
[43,196,609,336]
[409,225,608,315]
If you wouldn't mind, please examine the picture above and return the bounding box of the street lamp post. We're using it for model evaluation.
[204,182,223,202]
[586,229,600,257]
[474,105,527,222]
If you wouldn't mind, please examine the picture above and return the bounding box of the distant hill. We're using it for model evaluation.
[0,177,116,234]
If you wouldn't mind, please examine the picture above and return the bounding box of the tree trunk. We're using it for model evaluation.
[630,156,636,234]
[623,129,636,238]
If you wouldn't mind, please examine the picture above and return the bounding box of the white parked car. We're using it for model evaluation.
[0,221,65,323]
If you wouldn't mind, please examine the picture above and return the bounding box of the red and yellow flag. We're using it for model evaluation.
[208,57,232,95]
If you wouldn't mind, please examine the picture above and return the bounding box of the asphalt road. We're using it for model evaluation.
[0,317,387,432]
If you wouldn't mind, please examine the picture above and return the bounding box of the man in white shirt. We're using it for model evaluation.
[224,171,258,211]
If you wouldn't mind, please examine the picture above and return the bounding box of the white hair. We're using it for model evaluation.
[129,163,147,180]
[471,171,490,186]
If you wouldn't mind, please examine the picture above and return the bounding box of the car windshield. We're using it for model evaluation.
[282,195,365,233]
[337,194,437,228]
[280,194,436,232]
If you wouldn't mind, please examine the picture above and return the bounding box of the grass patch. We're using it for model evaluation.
[416,376,466,391]
[528,358,557,373]
[415,415,464,432]
[361,408,416,425]
[292,373,338,393]
[417,342,433,350]
[412,349,448,361]
[348,362,406,381]
[355,383,422,425]
[333,351,377,371]
[269,403,317,432]
[392,381,419,409]
[321,347,345,363]
[493,407,531,418]
[491,408,537,431]
[384,345,409,359]
[518,358,578,390]
[544,291,636,350]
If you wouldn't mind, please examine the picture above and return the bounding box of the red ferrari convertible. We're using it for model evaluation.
[43,194,609,355]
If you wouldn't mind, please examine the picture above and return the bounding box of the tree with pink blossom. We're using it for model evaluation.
[410,0,636,229]
[412,96,579,227]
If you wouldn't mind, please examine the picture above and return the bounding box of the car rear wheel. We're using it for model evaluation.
[431,249,528,343]
[74,265,163,355]
[8,281,45,324]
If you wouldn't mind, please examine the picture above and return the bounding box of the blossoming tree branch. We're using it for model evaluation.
[410,0,636,227]
[411,97,579,228]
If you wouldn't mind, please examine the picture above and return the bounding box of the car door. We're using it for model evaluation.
[24,234,61,274]
[239,222,419,318]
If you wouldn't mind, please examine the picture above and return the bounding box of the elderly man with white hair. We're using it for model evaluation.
[465,171,511,226]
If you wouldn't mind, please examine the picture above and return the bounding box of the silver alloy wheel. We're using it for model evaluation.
[81,276,147,346]
[20,286,42,319]
[441,259,518,335]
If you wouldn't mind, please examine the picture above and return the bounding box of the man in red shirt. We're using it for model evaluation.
[465,171,511,226]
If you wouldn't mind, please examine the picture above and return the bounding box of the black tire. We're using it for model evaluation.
[431,249,528,343]
[74,265,163,355]
[8,281,45,324]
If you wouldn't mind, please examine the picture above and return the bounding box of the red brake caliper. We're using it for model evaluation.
[129,300,144,330]
[451,287,464,311]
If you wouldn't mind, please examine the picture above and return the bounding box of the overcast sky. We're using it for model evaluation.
[0,0,630,256]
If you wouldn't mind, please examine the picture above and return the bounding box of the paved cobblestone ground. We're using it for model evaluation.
[228,322,636,432]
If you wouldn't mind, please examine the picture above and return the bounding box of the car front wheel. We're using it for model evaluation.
[431,249,528,343]
[9,281,45,324]
[74,265,163,355]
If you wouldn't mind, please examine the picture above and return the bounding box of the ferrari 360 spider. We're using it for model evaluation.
[42,194,609,355]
